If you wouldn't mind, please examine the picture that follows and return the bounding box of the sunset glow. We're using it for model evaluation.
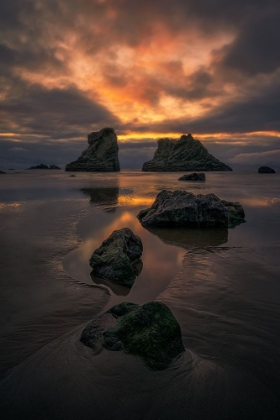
[0,0,280,169]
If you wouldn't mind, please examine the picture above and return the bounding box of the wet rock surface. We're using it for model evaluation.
[80,301,185,370]
[142,134,232,172]
[178,172,206,181]
[65,127,120,172]
[89,228,143,287]
[137,189,245,228]
[258,166,275,173]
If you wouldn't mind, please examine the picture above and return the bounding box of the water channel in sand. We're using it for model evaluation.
[1,170,280,419]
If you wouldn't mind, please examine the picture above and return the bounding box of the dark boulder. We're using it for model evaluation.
[0,170,6,174]
[258,166,275,173]
[178,173,206,181]
[137,190,245,228]
[89,228,143,287]
[80,301,185,370]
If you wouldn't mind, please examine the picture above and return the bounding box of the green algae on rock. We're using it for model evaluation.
[80,301,185,370]
[89,228,143,287]
[137,190,245,228]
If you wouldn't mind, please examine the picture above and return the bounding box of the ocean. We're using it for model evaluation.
[0,169,280,419]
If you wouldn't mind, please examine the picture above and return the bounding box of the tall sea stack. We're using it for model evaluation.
[65,128,120,172]
[142,134,232,171]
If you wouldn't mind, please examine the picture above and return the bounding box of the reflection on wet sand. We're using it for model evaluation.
[80,187,119,211]
[146,226,229,248]
[90,273,131,296]
[64,207,186,307]
[90,260,143,296]
[118,195,155,206]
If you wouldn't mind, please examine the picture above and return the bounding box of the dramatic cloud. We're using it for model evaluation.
[0,0,280,168]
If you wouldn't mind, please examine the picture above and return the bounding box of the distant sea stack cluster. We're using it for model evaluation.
[27,164,61,170]
[65,127,120,172]
[142,134,232,172]
[64,128,232,172]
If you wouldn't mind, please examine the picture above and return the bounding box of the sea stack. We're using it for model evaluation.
[258,166,275,173]
[142,134,232,171]
[65,127,120,172]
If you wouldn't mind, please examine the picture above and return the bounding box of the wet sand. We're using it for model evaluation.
[0,170,280,419]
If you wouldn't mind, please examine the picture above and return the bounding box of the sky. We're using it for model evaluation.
[0,0,280,169]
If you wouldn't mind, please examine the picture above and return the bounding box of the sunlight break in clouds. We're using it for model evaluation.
[0,0,280,168]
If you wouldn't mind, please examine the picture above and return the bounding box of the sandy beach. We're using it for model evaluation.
[1,170,280,419]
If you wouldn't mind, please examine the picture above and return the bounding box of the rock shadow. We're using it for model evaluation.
[80,187,119,211]
[90,260,143,296]
[145,226,229,248]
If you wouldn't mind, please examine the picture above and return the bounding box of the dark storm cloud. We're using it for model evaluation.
[222,13,280,75]
[0,83,120,137]
[144,74,280,134]
[118,140,156,169]
[1,0,280,170]
[0,137,85,170]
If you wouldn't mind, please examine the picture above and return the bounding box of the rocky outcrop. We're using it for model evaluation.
[27,164,49,169]
[258,166,275,173]
[65,127,120,172]
[137,190,245,228]
[49,165,61,170]
[178,172,206,181]
[142,134,232,171]
[80,301,185,370]
[89,228,143,287]
[0,170,6,174]
[26,164,61,169]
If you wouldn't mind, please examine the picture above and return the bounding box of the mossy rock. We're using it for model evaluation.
[80,301,185,370]
[89,228,143,287]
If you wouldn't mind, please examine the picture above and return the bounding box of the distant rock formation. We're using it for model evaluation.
[80,301,185,370]
[89,228,143,287]
[0,170,6,174]
[49,165,61,170]
[26,164,61,170]
[258,166,275,173]
[27,164,49,169]
[142,134,232,171]
[178,172,206,181]
[137,190,245,228]
[65,127,120,172]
